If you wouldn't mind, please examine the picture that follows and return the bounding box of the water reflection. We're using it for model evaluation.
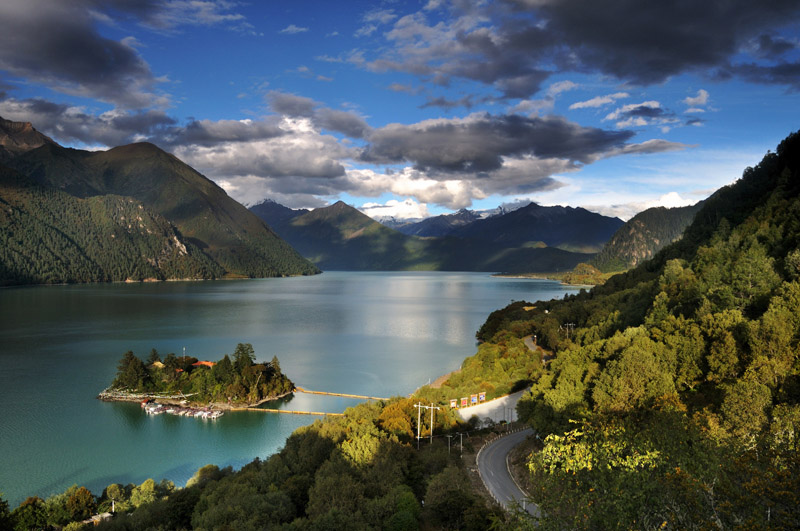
[0,272,578,505]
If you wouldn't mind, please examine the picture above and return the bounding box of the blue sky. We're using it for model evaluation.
[1,1,799,220]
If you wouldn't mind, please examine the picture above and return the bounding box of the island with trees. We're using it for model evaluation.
[98,343,294,410]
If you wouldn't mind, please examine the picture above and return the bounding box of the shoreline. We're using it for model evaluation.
[97,388,295,410]
[492,272,595,288]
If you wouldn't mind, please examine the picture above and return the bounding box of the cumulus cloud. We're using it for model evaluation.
[361,113,636,173]
[683,89,710,107]
[0,96,177,147]
[0,0,257,109]
[0,0,164,109]
[266,91,371,138]
[583,192,699,221]
[360,0,800,99]
[173,117,353,180]
[604,101,680,130]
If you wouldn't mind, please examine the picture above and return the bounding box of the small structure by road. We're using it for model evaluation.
[457,389,527,424]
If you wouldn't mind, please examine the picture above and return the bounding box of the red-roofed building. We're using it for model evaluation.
[192,360,216,368]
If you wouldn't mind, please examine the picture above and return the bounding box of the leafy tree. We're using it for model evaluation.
[720,380,772,443]
[0,493,12,531]
[11,496,46,531]
[66,486,95,521]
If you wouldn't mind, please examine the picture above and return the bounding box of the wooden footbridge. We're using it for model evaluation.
[232,387,390,417]
[231,407,344,417]
[294,386,390,401]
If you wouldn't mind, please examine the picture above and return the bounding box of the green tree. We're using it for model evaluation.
[66,486,95,521]
[424,466,479,530]
[11,497,46,531]
[721,380,772,442]
[112,351,149,390]
[233,343,256,373]
[130,479,156,508]
[145,348,160,365]
[0,493,12,531]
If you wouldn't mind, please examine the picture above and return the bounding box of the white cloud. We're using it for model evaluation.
[683,89,709,107]
[279,24,308,34]
[569,92,629,110]
[510,80,579,115]
[546,80,579,97]
[360,198,430,220]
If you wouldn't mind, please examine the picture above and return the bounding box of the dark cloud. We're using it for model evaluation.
[0,96,175,146]
[267,91,371,138]
[0,96,288,148]
[753,34,797,58]
[267,91,316,117]
[361,113,634,172]
[0,0,253,109]
[168,119,285,146]
[0,0,164,108]
[728,61,800,89]
[315,108,371,139]
[419,95,475,110]
[370,0,800,97]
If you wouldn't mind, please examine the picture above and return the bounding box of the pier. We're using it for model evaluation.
[231,407,344,417]
[294,386,390,401]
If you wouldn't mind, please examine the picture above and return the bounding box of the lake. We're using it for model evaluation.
[0,272,578,506]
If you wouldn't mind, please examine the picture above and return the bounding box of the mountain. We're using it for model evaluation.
[0,117,319,284]
[252,200,594,272]
[393,208,481,237]
[256,200,431,270]
[450,202,623,252]
[0,117,56,162]
[249,199,308,227]
[590,202,704,272]
[0,165,222,285]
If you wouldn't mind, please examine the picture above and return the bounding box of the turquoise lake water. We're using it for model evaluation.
[0,271,578,506]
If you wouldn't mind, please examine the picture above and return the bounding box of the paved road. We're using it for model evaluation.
[477,428,539,516]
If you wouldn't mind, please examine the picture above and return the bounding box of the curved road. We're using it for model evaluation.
[477,428,539,517]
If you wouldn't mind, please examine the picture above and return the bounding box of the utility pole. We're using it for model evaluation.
[414,402,440,448]
[430,403,440,444]
[445,434,453,454]
[415,402,422,449]
[459,432,463,457]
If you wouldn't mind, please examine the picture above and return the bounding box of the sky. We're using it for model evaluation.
[1,1,799,221]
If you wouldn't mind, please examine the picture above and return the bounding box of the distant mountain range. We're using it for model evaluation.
[249,199,615,272]
[0,115,703,284]
[0,117,319,285]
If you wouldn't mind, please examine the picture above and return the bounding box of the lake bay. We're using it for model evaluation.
[0,272,578,506]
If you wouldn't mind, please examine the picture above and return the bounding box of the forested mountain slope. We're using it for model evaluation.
[0,116,319,283]
[0,165,223,285]
[590,202,703,272]
[478,131,800,528]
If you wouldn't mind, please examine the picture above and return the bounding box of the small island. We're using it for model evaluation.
[98,343,294,416]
